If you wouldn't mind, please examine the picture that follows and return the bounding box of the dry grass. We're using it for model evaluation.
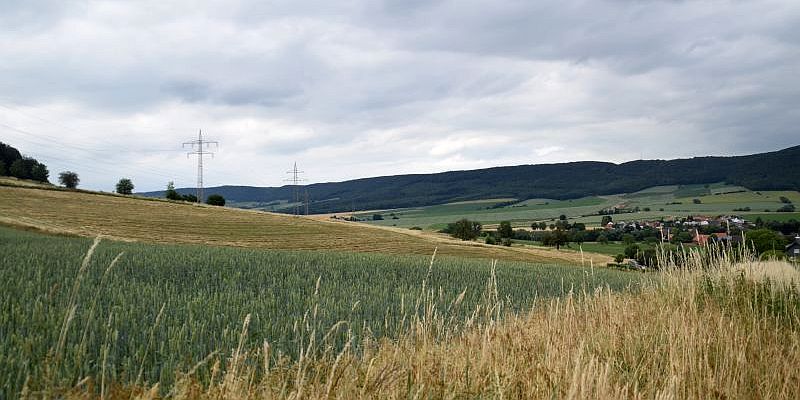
[0,184,602,264]
[736,260,800,290]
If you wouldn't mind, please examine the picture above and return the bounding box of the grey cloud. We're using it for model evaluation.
[0,0,797,192]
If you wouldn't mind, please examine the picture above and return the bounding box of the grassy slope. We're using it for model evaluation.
[0,182,598,264]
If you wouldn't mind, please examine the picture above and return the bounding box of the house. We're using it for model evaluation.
[786,237,800,259]
[693,229,710,246]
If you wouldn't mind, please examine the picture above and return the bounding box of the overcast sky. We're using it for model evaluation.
[1,0,798,192]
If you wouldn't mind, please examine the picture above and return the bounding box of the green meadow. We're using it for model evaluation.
[358,183,800,230]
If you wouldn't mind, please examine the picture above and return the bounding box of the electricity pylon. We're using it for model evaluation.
[284,162,306,216]
[183,129,218,203]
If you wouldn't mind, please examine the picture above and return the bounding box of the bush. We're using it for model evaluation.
[58,171,79,189]
[614,254,625,264]
[206,194,226,206]
[164,181,197,202]
[693,198,702,204]
[759,249,787,261]
[624,244,641,259]
[372,214,384,221]
[777,204,795,212]
[485,235,496,245]
[409,227,422,230]
[116,178,134,195]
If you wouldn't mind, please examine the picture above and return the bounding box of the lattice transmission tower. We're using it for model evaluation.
[284,162,307,215]
[183,129,218,203]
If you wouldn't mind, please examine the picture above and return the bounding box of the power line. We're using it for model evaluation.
[0,103,178,153]
[0,123,193,183]
[183,129,218,203]
[284,162,306,216]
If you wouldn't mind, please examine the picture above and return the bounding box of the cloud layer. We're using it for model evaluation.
[1,0,798,192]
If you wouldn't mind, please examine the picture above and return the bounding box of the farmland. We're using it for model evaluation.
[0,182,596,264]
[0,226,640,397]
[356,183,800,230]
[1,179,799,398]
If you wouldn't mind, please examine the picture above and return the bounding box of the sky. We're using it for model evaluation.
[1,0,798,192]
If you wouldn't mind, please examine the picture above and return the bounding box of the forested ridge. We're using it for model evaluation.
[142,145,800,213]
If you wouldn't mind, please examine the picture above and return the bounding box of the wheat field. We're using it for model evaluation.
[1,226,639,398]
[7,232,797,399]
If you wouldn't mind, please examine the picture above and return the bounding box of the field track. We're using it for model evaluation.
[0,183,607,264]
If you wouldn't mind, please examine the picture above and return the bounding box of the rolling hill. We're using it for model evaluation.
[0,179,600,264]
[141,145,800,214]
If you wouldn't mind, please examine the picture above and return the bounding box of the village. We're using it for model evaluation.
[601,214,800,260]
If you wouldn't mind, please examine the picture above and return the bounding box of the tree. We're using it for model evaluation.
[116,178,134,195]
[745,229,789,255]
[671,231,693,244]
[779,196,791,204]
[538,222,547,230]
[206,194,226,206]
[624,244,641,260]
[614,254,625,264]
[0,142,22,167]
[497,221,513,238]
[542,228,569,250]
[601,215,613,226]
[449,219,482,241]
[622,234,635,246]
[58,171,79,188]
[0,142,48,182]
[165,181,181,200]
[597,233,609,245]
[9,159,26,179]
[559,214,567,221]
[572,230,586,245]
[30,162,49,182]
[181,193,198,203]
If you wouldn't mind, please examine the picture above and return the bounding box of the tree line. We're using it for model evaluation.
[1,142,49,182]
